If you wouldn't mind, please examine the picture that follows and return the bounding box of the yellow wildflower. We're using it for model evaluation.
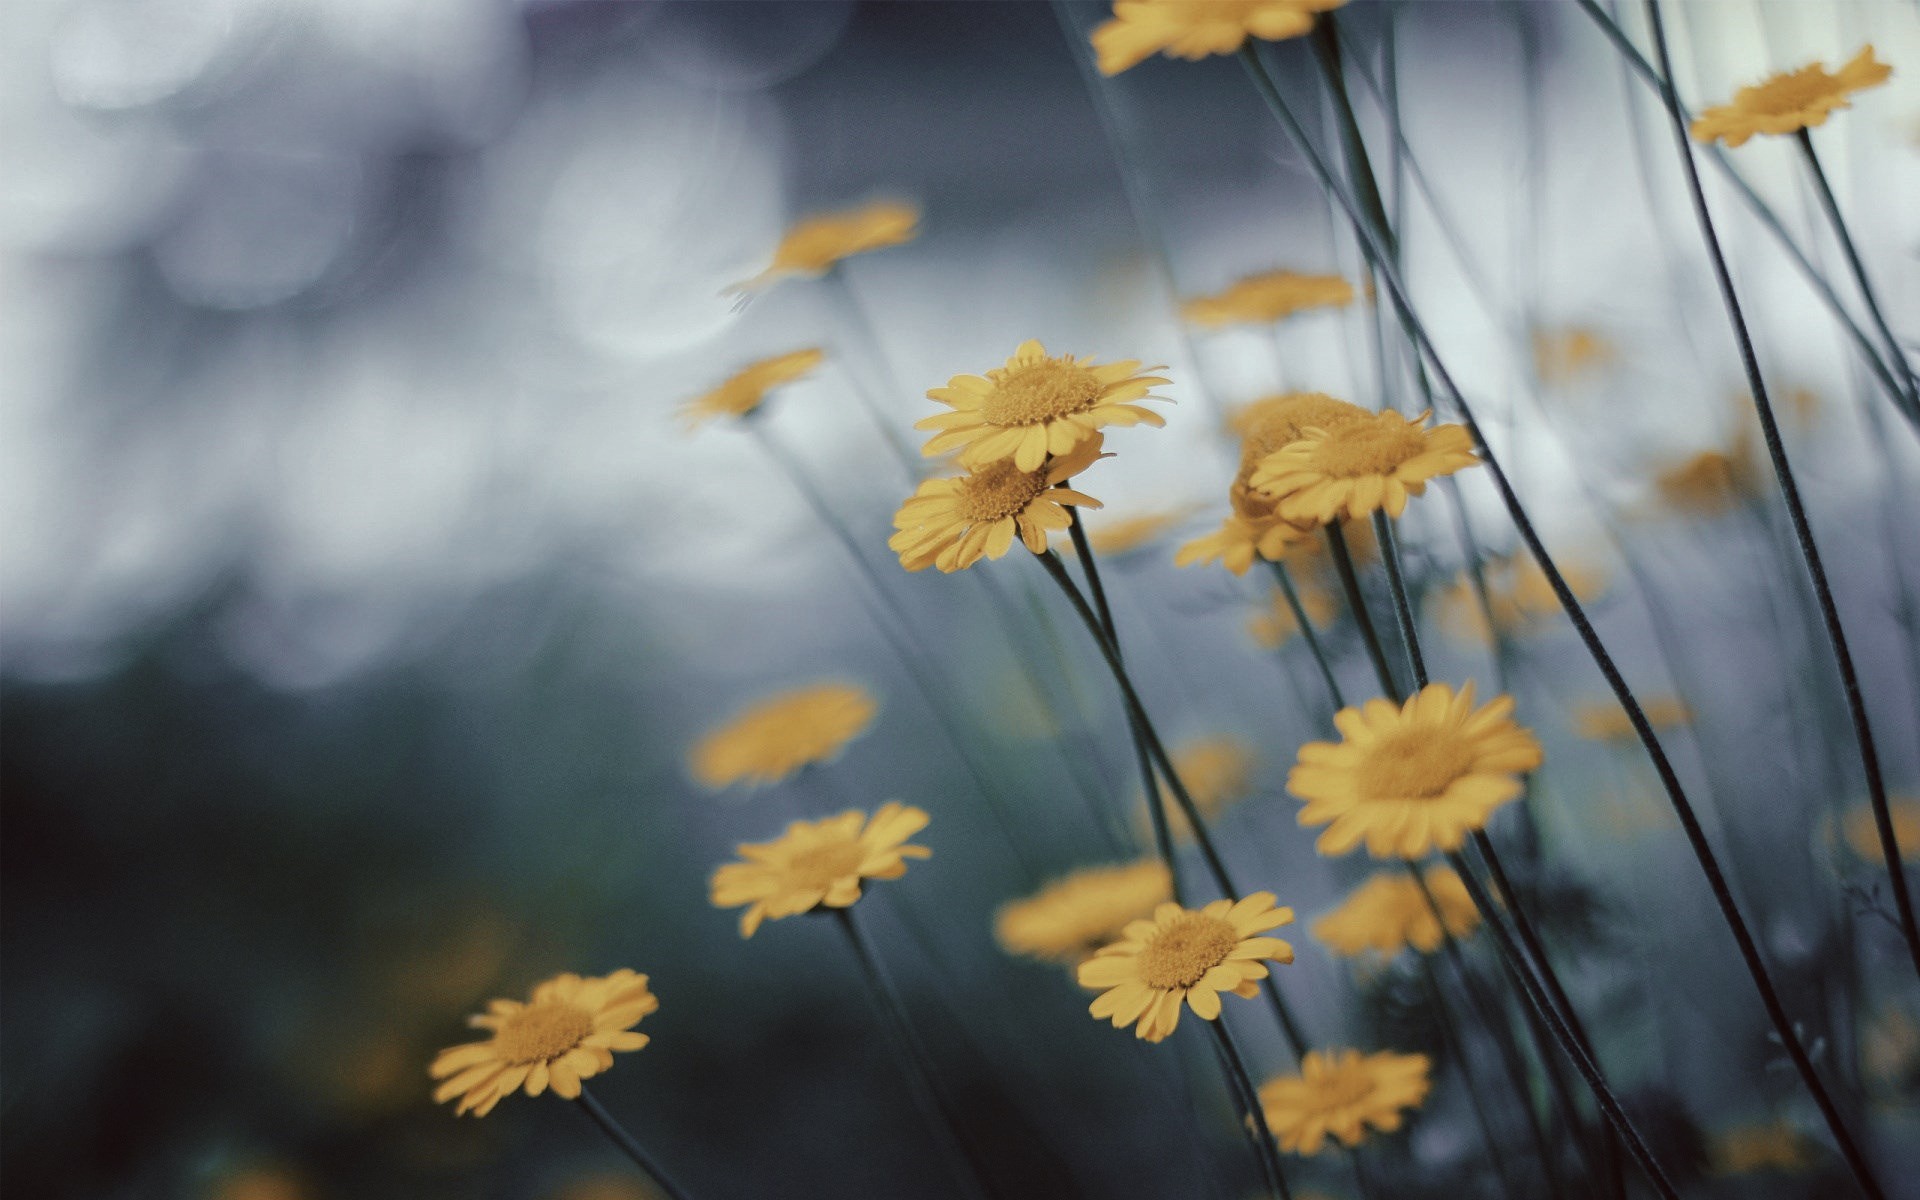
[1691,46,1892,148]
[709,803,930,937]
[430,971,656,1116]
[1093,0,1347,76]
[690,683,877,790]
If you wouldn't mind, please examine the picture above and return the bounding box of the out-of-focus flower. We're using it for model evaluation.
[1249,580,1338,648]
[1289,683,1543,858]
[1861,1007,1920,1095]
[690,683,877,790]
[733,200,919,290]
[1077,894,1295,1042]
[1840,796,1920,863]
[1708,1121,1822,1175]
[1691,46,1892,148]
[918,340,1168,472]
[1139,736,1257,839]
[682,349,824,427]
[1573,696,1691,742]
[1080,508,1194,558]
[544,1172,664,1200]
[1252,410,1479,525]
[1175,512,1314,575]
[1182,269,1355,329]
[1312,867,1480,957]
[1258,1049,1432,1155]
[995,860,1173,964]
[1531,327,1616,384]
[709,804,930,937]
[429,971,656,1116]
[1092,0,1347,76]
[1654,433,1763,515]
[1433,554,1606,644]
[208,1166,313,1200]
[890,437,1106,573]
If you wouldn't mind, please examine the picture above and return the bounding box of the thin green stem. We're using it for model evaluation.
[1267,559,1345,710]
[1208,1019,1293,1200]
[1323,522,1400,700]
[574,1086,695,1200]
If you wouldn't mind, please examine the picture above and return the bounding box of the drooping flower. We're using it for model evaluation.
[1183,269,1355,329]
[1076,894,1294,1042]
[1251,409,1480,525]
[682,348,823,427]
[1092,0,1347,76]
[690,683,878,790]
[1258,1049,1432,1155]
[1139,736,1257,839]
[1249,580,1338,648]
[890,436,1106,573]
[995,860,1174,964]
[1691,46,1892,148]
[709,803,930,937]
[430,971,657,1116]
[1573,695,1691,742]
[1840,796,1920,864]
[734,200,919,290]
[1289,682,1544,858]
[917,340,1169,472]
[1311,867,1480,957]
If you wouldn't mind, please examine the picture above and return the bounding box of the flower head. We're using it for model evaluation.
[709,803,930,937]
[1289,682,1544,858]
[1259,1049,1432,1155]
[1312,867,1480,958]
[1184,269,1355,329]
[918,340,1169,472]
[1092,0,1347,75]
[1249,580,1337,648]
[1841,796,1920,864]
[734,200,919,290]
[995,860,1174,964]
[1434,554,1605,644]
[1251,409,1479,525]
[1655,440,1762,515]
[1076,893,1294,1042]
[690,683,877,790]
[682,349,823,427]
[1174,512,1315,575]
[890,436,1106,573]
[429,970,657,1116]
[1691,46,1892,148]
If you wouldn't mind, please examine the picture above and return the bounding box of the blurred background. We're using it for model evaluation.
[3,1,1918,1197]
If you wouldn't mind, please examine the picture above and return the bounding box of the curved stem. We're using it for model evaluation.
[1209,1019,1294,1200]
[1267,559,1346,710]
[574,1087,695,1200]
[1323,522,1400,700]
[1794,131,1916,403]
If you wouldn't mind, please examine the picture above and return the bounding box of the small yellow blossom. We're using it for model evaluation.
[1249,581,1338,649]
[1259,1049,1432,1155]
[996,860,1174,964]
[209,1167,312,1200]
[1313,867,1481,957]
[890,437,1106,573]
[1654,433,1763,516]
[682,349,823,427]
[1077,894,1295,1042]
[1691,46,1892,148]
[1709,1121,1822,1175]
[1840,796,1920,864]
[1139,736,1258,840]
[709,803,931,937]
[1183,270,1355,329]
[690,683,878,790]
[1433,554,1606,644]
[734,200,919,290]
[1251,409,1480,525]
[430,971,657,1116]
[918,340,1169,472]
[1093,0,1347,76]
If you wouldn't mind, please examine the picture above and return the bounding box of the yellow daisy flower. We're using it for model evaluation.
[1311,867,1480,958]
[1691,46,1893,148]
[1709,1121,1822,1176]
[1076,893,1295,1043]
[1433,554,1606,644]
[1655,440,1763,516]
[1573,695,1691,742]
[689,683,878,790]
[1249,580,1338,648]
[995,860,1174,964]
[734,200,919,290]
[1258,1048,1432,1155]
[429,970,657,1117]
[1092,0,1347,76]
[1841,796,1920,864]
[1288,682,1544,858]
[917,340,1170,472]
[709,803,931,937]
[681,348,824,427]
[1251,409,1480,525]
[1174,512,1315,576]
[889,436,1107,573]
[1183,269,1355,329]
[1138,736,1257,839]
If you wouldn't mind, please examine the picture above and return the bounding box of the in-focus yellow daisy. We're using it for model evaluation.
[1691,46,1892,148]
[1076,893,1294,1042]
[1709,1121,1822,1176]
[1082,508,1195,558]
[734,200,919,290]
[682,348,823,427]
[995,860,1174,964]
[1531,327,1616,384]
[1573,695,1691,742]
[1093,0,1347,76]
[709,803,931,937]
[1258,1049,1432,1155]
[1433,554,1606,644]
[918,341,1168,472]
[1289,682,1544,858]
[430,970,657,1116]
[1183,269,1355,329]
[1140,736,1257,839]
[1841,796,1920,864]
[690,683,878,790]
[890,437,1106,573]
[1252,409,1479,525]
[1249,580,1338,648]
[1311,867,1480,958]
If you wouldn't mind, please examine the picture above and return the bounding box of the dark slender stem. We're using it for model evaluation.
[1066,512,1120,652]
[1794,131,1916,405]
[1208,1020,1293,1200]
[574,1087,695,1200]
[1414,956,1531,1200]
[1323,522,1401,700]
[821,266,925,482]
[1266,559,1346,710]
[1371,512,1427,690]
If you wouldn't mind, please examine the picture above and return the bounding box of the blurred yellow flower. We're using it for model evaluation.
[430,970,656,1117]
[1861,1006,1920,1095]
[690,683,877,790]
[1252,410,1479,525]
[890,437,1106,573]
[1175,512,1314,575]
[709,803,931,937]
[1258,1049,1432,1155]
[1249,580,1338,648]
[1290,683,1543,858]
[208,1167,312,1200]
[1183,269,1355,329]
[1077,894,1295,1042]
[918,339,1169,472]
[1573,696,1691,742]
[682,348,823,427]
[545,1172,663,1200]
[1655,437,1763,515]
[1709,1121,1821,1175]
[1433,554,1606,644]
[995,860,1173,963]
[1841,796,1920,863]
[1081,508,1194,557]
[1092,0,1346,76]
[734,200,919,290]
[1531,327,1616,384]
[1312,867,1480,957]
[1139,735,1257,839]
[1691,46,1892,148]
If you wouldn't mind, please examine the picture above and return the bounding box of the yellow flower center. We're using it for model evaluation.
[1137,912,1241,989]
[958,461,1051,522]
[785,838,867,891]
[1354,728,1474,800]
[982,362,1103,427]
[492,1001,594,1065]
[1309,421,1427,479]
